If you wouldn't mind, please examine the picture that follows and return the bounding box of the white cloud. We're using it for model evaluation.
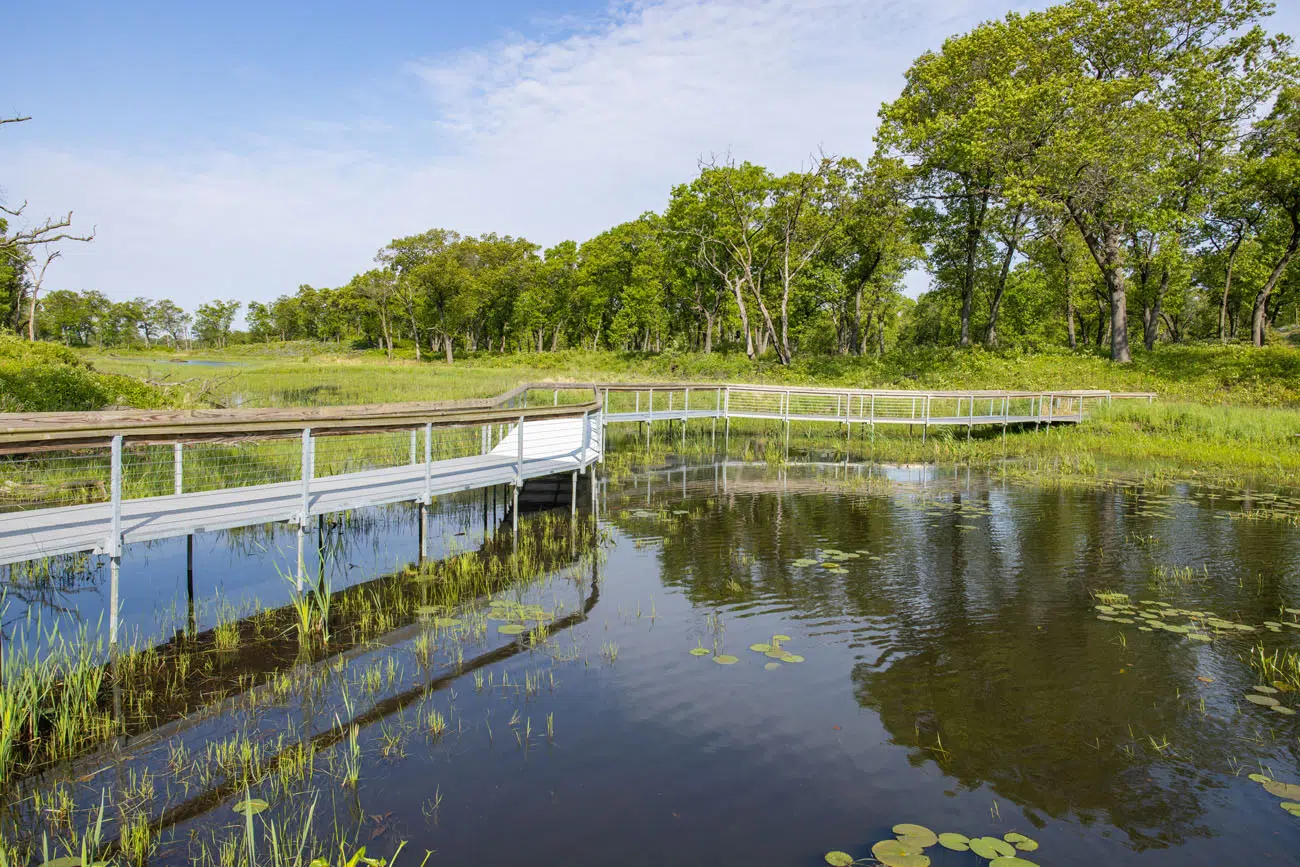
[6,0,1026,309]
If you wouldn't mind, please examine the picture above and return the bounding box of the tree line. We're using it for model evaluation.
[5,0,1299,364]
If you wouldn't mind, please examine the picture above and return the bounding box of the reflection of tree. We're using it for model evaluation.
[851,604,1226,849]
[610,464,1300,850]
[0,552,101,641]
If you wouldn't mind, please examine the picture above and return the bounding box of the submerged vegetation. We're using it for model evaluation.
[0,507,604,866]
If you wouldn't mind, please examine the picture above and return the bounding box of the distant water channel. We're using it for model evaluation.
[3,460,1300,866]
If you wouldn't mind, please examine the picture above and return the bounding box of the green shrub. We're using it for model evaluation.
[0,333,173,412]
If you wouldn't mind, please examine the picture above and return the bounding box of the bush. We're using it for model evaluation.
[0,333,173,412]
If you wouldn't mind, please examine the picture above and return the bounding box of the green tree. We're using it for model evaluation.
[1244,84,1300,345]
[193,300,241,348]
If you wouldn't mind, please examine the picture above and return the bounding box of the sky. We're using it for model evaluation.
[4,0,1300,312]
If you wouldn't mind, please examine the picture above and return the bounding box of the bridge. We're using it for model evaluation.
[0,381,1152,642]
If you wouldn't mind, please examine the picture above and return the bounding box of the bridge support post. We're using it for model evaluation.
[571,470,577,519]
[186,534,196,635]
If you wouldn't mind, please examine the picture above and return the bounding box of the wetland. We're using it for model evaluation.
[2,454,1300,866]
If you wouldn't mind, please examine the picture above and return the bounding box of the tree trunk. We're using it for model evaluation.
[730,277,754,359]
[1068,206,1131,363]
[445,333,454,363]
[1143,268,1168,351]
[1066,290,1077,350]
[1252,215,1300,347]
[985,206,1025,347]
[1218,238,1242,343]
[959,190,990,348]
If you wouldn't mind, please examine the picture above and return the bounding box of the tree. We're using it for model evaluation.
[1018,0,1287,362]
[193,300,240,348]
[2,116,93,333]
[1244,85,1300,345]
[152,299,191,348]
[22,248,60,341]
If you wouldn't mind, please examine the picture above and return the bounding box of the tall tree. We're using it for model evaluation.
[1245,84,1300,345]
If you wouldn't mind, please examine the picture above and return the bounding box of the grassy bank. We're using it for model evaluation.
[87,341,1300,407]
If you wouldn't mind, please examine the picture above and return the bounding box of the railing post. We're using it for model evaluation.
[724,387,731,455]
[923,395,930,444]
[409,429,417,465]
[173,442,183,496]
[516,414,525,486]
[298,428,312,592]
[582,410,591,463]
[968,392,974,441]
[108,434,123,647]
[424,422,433,504]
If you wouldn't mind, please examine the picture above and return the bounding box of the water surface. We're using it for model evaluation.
[4,461,1300,866]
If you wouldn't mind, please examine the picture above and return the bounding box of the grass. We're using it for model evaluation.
[86,340,1300,407]
[69,341,1300,487]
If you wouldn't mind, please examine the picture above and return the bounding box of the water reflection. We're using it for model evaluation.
[607,462,1300,856]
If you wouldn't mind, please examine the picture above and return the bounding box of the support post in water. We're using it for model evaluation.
[418,501,427,563]
[571,469,578,519]
[513,414,524,543]
[108,434,123,647]
[186,534,195,635]
[298,427,312,592]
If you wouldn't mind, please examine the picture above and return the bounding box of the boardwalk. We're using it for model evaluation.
[0,380,1153,642]
[0,416,600,566]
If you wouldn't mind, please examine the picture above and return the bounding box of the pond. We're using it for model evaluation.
[2,459,1300,867]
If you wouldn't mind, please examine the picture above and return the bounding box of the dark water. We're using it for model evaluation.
[5,461,1300,866]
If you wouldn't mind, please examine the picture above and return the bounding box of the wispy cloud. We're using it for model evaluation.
[7,0,1018,307]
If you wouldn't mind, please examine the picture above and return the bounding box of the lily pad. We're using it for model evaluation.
[969,837,1015,859]
[892,824,938,847]
[784,654,806,663]
[1245,693,1280,707]
[764,662,783,670]
[688,647,711,657]
[1253,685,1280,695]
[714,654,739,665]
[232,797,269,816]
[937,833,970,851]
[433,617,462,628]
[1248,773,1273,783]
[824,853,854,867]
[497,624,526,635]
[1262,779,1300,800]
[39,859,83,867]
[988,859,1039,867]
[773,634,792,642]
[793,559,819,568]
[872,840,916,859]
[765,650,793,660]
[1003,832,1038,852]
[749,643,773,653]
[1271,705,1296,715]
[871,840,929,867]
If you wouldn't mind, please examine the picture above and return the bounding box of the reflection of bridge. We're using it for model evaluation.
[0,381,1152,642]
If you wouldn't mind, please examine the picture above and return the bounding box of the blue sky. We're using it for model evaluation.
[5,0,1299,311]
